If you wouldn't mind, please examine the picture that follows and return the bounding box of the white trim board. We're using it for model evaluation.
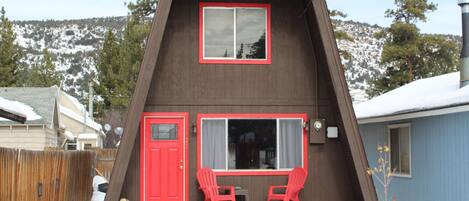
[357,104,469,124]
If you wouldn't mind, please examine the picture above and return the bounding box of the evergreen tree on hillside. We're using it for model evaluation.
[94,15,150,117]
[367,0,459,97]
[115,18,149,109]
[94,29,120,116]
[0,7,23,87]
[29,48,63,87]
[93,1,154,121]
[330,10,354,60]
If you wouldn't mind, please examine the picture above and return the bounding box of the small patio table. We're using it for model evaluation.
[234,188,249,201]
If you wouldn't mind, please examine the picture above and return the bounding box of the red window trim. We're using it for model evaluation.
[196,113,308,176]
[198,2,272,65]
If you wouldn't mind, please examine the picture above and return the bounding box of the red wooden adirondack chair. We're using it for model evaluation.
[197,168,236,201]
[267,167,307,201]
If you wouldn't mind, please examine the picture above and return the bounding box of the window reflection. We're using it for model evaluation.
[236,8,266,59]
[152,124,177,140]
[228,120,277,170]
[203,7,267,60]
[204,9,235,58]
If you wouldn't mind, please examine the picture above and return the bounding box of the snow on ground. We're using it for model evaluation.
[0,97,42,121]
[354,72,469,119]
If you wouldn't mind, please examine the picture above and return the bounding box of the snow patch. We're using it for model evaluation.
[0,97,42,121]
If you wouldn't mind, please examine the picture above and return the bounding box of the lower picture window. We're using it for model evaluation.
[199,114,306,173]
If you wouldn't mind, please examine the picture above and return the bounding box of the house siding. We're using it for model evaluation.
[359,111,469,201]
[0,125,55,150]
[59,114,99,136]
[120,0,366,200]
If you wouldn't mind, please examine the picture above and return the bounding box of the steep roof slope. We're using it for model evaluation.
[0,87,59,125]
[355,72,469,119]
[0,87,102,131]
[105,0,377,200]
[59,91,102,131]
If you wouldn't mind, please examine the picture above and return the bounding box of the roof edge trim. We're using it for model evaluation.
[358,103,469,124]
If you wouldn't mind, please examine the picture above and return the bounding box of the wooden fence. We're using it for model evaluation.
[0,147,117,201]
[94,149,118,180]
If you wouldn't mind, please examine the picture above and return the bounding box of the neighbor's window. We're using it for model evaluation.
[199,3,271,64]
[199,114,306,174]
[84,143,93,150]
[389,124,411,177]
[65,143,77,150]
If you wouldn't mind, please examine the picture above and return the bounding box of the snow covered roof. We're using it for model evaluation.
[59,105,102,131]
[0,87,58,125]
[0,87,102,132]
[59,91,102,132]
[0,96,41,122]
[354,72,469,120]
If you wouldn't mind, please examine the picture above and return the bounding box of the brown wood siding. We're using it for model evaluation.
[147,0,317,106]
[120,0,367,200]
[123,106,360,201]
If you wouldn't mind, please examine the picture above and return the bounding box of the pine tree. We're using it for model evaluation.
[94,29,121,115]
[246,32,266,59]
[128,0,158,19]
[237,43,244,59]
[0,7,23,87]
[367,0,459,97]
[115,17,149,109]
[29,48,62,87]
[94,2,153,119]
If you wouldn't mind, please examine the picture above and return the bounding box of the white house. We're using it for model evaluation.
[0,86,104,150]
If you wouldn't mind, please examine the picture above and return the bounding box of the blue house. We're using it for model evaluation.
[355,1,469,200]
[355,72,469,201]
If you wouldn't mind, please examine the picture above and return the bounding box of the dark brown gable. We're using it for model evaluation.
[106,0,377,200]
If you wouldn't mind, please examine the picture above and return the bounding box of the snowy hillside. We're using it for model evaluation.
[11,17,461,103]
[13,17,127,100]
[335,20,386,103]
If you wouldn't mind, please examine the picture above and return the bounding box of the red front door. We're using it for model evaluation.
[141,114,187,201]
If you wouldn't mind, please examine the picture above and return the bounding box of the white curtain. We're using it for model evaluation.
[202,119,227,169]
[278,119,302,169]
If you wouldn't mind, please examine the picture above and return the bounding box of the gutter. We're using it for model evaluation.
[357,103,469,124]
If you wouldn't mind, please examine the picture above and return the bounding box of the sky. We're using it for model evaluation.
[0,0,463,35]
[327,0,462,35]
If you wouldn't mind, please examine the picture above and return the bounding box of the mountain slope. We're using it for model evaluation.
[12,17,461,103]
[13,17,127,99]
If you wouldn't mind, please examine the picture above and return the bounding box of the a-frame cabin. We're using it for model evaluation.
[106,0,377,201]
